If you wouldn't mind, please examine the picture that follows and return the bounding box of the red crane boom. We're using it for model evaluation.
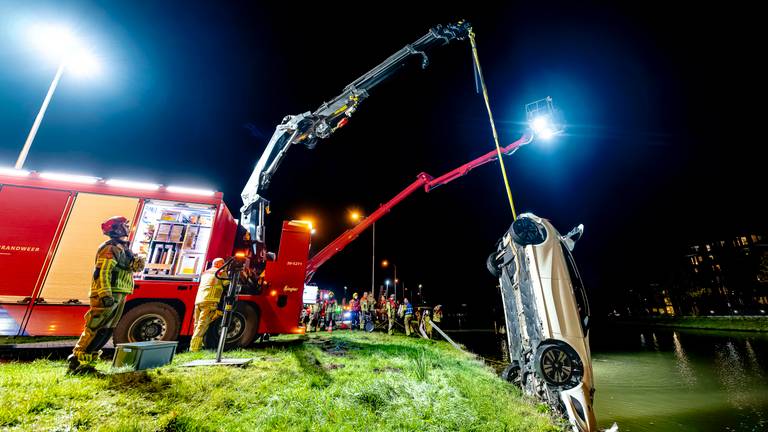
[305,133,531,281]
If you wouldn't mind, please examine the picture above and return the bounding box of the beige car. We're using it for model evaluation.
[488,213,597,432]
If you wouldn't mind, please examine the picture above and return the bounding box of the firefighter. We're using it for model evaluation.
[350,292,361,330]
[423,309,433,339]
[359,292,370,330]
[310,295,322,332]
[403,298,414,336]
[385,294,397,335]
[433,305,443,324]
[189,258,228,352]
[68,216,146,374]
[325,291,337,332]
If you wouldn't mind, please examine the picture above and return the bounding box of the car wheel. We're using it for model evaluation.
[535,341,583,389]
[501,361,521,385]
[511,216,547,245]
[204,302,259,350]
[487,252,503,278]
[115,302,181,343]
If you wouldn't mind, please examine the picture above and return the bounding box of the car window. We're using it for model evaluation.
[560,242,590,334]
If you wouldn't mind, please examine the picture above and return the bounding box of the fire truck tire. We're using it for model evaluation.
[114,302,181,343]
[204,303,260,350]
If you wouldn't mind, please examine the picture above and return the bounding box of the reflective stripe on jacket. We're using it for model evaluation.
[91,241,136,296]
[195,268,228,304]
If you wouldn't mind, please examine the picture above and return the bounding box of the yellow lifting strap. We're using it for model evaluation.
[468,30,518,220]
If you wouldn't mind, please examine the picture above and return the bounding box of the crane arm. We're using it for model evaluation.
[240,21,472,245]
[304,133,532,281]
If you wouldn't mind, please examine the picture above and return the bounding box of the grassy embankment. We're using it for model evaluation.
[0,331,562,431]
[617,315,768,332]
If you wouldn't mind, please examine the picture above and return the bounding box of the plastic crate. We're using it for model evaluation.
[112,340,178,370]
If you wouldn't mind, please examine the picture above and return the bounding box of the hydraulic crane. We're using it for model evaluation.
[239,21,472,265]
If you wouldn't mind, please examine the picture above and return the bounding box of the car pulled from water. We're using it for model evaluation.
[488,213,601,432]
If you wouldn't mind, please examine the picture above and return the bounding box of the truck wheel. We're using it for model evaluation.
[115,302,181,343]
[204,303,259,350]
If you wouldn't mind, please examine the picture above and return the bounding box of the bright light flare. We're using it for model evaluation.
[0,167,30,177]
[39,171,99,184]
[106,179,160,190]
[27,24,101,76]
[349,211,361,222]
[538,128,555,140]
[531,116,549,132]
[166,186,216,196]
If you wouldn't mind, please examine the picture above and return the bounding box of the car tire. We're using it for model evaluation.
[534,341,583,389]
[115,302,181,343]
[511,216,547,245]
[487,251,502,278]
[501,361,521,385]
[204,302,259,350]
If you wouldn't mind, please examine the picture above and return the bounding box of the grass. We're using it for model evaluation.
[0,336,73,346]
[618,315,768,332]
[0,331,562,432]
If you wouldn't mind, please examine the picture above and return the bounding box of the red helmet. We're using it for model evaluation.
[101,216,130,238]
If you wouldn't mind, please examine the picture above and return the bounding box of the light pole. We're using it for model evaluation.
[418,284,423,303]
[16,25,100,169]
[349,210,375,297]
[382,259,397,301]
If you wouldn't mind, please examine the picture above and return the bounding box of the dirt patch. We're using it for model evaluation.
[373,366,402,373]
[324,363,345,370]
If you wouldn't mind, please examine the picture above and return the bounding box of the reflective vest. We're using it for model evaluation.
[404,303,413,316]
[195,268,228,304]
[91,240,142,296]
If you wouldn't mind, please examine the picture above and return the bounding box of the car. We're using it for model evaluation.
[487,213,597,432]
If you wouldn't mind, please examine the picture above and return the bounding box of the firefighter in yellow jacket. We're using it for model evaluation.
[68,216,146,374]
[190,258,228,351]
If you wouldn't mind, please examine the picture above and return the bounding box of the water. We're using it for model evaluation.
[451,326,768,432]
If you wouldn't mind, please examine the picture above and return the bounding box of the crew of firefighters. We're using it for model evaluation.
[67,216,444,373]
[300,289,444,338]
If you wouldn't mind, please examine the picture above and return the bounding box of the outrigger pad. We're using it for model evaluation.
[181,358,253,367]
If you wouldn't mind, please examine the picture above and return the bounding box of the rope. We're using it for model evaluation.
[468,30,518,220]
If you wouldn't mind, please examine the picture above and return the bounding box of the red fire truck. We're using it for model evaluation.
[2,22,555,351]
[0,171,312,347]
[2,22,477,349]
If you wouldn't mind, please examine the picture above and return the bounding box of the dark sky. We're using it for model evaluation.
[1,2,765,315]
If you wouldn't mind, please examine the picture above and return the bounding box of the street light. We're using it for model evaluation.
[15,24,101,169]
[348,208,375,296]
[382,259,397,301]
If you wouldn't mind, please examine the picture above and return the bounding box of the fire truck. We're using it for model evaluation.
[0,22,475,348]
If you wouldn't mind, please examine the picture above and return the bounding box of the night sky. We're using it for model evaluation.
[1,2,764,317]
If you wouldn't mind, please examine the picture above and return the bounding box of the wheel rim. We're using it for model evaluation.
[541,346,573,385]
[215,312,245,343]
[128,313,167,341]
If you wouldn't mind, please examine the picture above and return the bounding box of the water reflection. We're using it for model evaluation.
[590,327,768,432]
[715,341,749,408]
[672,331,696,387]
[745,340,763,379]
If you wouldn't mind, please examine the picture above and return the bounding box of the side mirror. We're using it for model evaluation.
[561,224,584,251]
